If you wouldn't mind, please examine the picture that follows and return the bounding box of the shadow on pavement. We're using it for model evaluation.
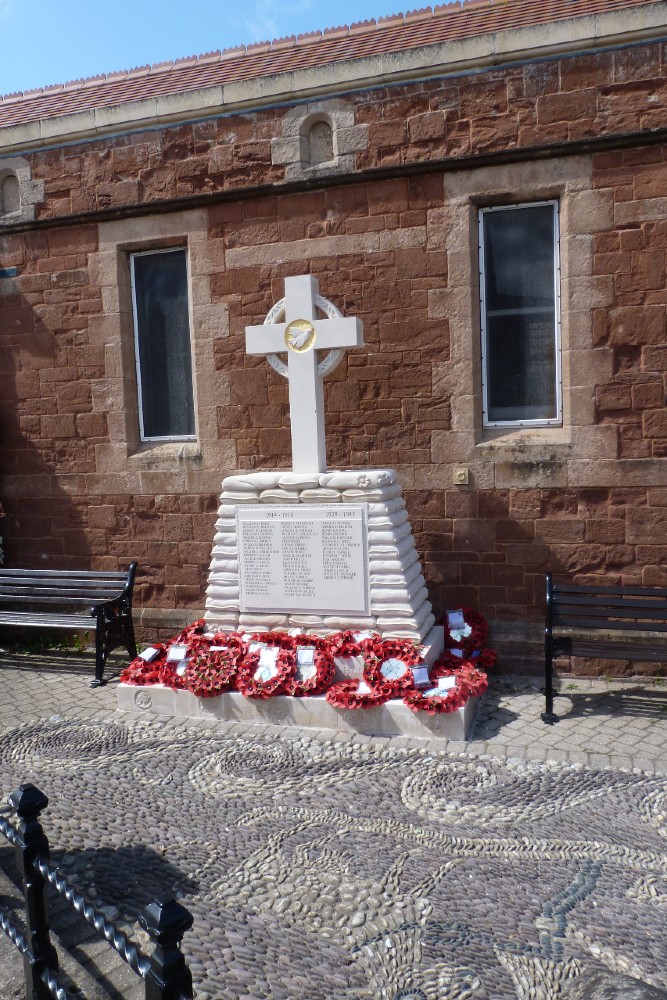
[0,651,130,684]
[553,684,667,720]
[0,840,197,1000]
[469,680,519,739]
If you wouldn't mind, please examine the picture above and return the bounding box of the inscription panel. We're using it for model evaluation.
[237,505,369,614]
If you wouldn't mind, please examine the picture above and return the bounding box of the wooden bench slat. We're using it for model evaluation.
[554,617,667,628]
[0,569,128,580]
[0,611,94,628]
[552,582,667,598]
[554,606,667,624]
[0,588,125,601]
[554,594,667,611]
[0,577,125,587]
[553,637,667,661]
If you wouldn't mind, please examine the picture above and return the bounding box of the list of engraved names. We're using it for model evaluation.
[237,506,369,614]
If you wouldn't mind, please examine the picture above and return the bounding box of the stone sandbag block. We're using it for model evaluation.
[117,682,479,741]
[205,468,435,643]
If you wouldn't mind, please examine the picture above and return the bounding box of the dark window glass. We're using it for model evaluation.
[482,204,559,423]
[132,249,195,439]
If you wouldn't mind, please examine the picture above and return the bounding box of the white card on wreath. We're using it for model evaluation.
[410,665,430,687]
[166,645,188,662]
[437,676,457,691]
[258,646,279,668]
[447,609,465,629]
[139,647,160,662]
[357,680,372,695]
[297,647,316,666]
[296,662,317,681]
[381,658,407,680]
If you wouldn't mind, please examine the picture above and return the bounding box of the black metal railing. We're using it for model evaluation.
[0,783,193,1000]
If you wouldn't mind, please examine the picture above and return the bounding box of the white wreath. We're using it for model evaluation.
[263,293,345,378]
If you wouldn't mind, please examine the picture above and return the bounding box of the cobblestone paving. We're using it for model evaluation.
[0,652,665,1000]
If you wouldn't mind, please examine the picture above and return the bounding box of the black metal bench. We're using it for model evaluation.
[0,563,138,686]
[543,572,667,723]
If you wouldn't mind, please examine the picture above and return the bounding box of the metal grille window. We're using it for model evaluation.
[130,248,196,441]
[479,201,561,427]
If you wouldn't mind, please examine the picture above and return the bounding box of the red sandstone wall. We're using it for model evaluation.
[0,43,666,643]
[15,44,666,222]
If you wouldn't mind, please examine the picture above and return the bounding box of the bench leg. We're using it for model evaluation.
[541,637,558,724]
[125,618,137,662]
[92,625,107,688]
[91,606,136,687]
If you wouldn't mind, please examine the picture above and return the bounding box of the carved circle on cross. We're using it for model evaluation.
[263,293,345,378]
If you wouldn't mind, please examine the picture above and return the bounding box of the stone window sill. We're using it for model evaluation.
[475,425,571,460]
[127,441,202,468]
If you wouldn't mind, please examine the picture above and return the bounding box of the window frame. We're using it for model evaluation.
[478,199,562,429]
[129,246,197,444]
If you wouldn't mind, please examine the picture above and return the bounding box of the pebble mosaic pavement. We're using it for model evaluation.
[0,652,665,1000]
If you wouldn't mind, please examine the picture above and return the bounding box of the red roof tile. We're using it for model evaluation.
[0,0,659,130]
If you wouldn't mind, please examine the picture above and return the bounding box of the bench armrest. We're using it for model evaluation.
[89,562,137,618]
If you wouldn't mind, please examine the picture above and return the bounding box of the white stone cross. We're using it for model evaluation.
[245,275,364,473]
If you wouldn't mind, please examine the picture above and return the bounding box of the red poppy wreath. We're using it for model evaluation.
[403,661,488,715]
[325,678,391,710]
[120,643,167,686]
[120,643,169,686]
[283,638,335,697]
[184,647,240,698]
[236,645,295,699]
[443,607,489,656]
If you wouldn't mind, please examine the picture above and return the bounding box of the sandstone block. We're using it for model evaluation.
[585,519,626,543]
[538,89,596,125]
[632,382,664,409]
[642,345,667,372]
[643,409,667,439]
[88,505,117,529]
[40,414,76,438]
[596,384,632,411]
[408,113,446,143]
[627,506,667,544]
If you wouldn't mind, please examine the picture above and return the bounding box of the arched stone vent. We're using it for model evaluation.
[307,118,334,166]
[271,99,368,180]
[0,173,21,215]
[0,158,44,224]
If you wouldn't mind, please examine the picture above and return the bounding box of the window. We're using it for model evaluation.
[130,248,196,441]
[479,201,561,427]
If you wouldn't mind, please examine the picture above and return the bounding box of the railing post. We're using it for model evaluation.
[140,895,193,1000]
[9,784,59,1000]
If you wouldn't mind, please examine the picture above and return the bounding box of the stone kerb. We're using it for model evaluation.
[204,468,436,642]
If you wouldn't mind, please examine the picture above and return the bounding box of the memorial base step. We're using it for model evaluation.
[117,684,480,742]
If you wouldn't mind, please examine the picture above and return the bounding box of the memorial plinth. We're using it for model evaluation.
[205,469,437,644]
[117,684,478,742]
